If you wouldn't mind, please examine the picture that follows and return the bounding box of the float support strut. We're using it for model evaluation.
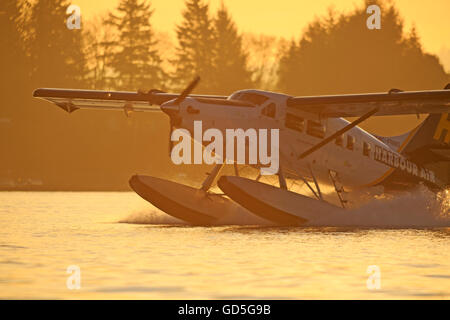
[201,163,224,192]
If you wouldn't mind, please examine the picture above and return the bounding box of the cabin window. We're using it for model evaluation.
[236,92,269,105]
[306,120,326,139]
[363,142,371,157]
[262,103,276,118]
[335,134,344,147]
[285,113,304,132]
[347,135,355,150]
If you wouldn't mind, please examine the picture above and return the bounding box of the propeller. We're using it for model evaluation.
[174,76,200,105]
[166,76,201,156]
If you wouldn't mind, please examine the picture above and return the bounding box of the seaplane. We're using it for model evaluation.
[33,78,450,226]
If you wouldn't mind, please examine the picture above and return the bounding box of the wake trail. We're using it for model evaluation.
[310,186,450,227]
[119,206,270,226]
[120,186,450,228]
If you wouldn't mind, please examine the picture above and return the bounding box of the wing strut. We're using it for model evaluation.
[278,167,288,190]
[309,165,323,200]
[298,107,379,159]
[201,163,224,192]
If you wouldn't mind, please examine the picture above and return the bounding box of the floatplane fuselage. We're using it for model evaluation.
[166,90,434,190]
[33,78,450,225]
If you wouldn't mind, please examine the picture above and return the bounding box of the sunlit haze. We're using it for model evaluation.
[74,0,450,70]
[1,0,450,302]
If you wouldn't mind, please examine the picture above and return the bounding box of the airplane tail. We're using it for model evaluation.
[400,113,450,187]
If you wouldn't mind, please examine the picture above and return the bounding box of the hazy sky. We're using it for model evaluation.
[73,0,450,71]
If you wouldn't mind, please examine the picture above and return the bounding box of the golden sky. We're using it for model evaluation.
[74,0,450,71]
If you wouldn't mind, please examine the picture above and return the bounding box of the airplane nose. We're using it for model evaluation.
[161,103,180,117]
[161,103,182,126]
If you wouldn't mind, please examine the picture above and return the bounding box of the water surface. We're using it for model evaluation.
[0,192,449,299]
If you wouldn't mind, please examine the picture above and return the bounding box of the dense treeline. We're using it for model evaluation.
[0,0,448,189]
[278,1,448,95]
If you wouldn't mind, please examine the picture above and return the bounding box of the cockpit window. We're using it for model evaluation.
[306,120,326,139]
[285,113,304,132]
[231,92,269,105]
[230,92,242,100]
[347,135,355,150]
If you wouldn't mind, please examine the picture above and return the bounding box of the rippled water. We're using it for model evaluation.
[0,192,449,299]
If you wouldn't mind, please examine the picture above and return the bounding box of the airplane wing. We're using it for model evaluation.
[287,87,450,118]
[33,88,228,113]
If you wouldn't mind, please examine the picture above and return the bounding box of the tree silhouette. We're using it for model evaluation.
[0,0,31,181]
[84,15,118,89]
[0,0,28,92]
[107,0,165,90]
[211,3,253,94]
[172,0,216,93]
[29,0,87,88]
[278,0,449,95]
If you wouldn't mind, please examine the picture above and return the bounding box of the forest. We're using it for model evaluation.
[0,0,448,189]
